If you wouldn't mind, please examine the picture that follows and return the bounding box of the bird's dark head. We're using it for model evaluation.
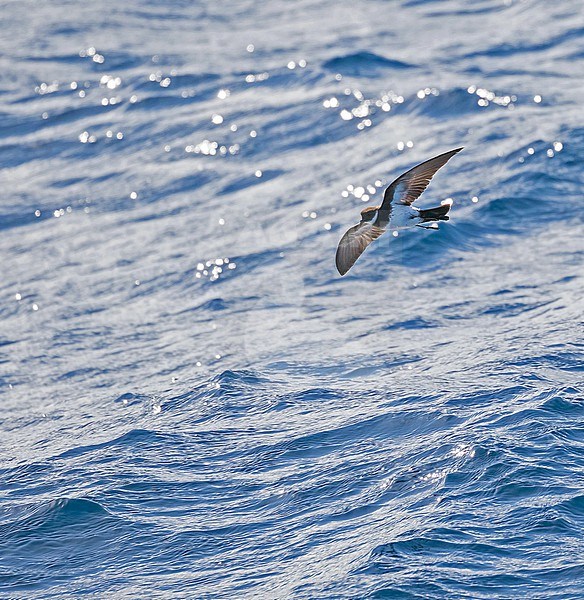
[360,206,379,222]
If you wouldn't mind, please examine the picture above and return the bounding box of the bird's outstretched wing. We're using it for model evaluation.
[335,221,385,276]
[380,147,463,209]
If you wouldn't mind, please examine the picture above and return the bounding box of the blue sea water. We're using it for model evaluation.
[1,0,583,597]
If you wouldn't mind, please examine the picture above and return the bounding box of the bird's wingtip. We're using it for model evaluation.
[335,257,349,276]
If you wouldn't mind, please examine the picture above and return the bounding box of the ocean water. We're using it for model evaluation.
[1,0,583,597]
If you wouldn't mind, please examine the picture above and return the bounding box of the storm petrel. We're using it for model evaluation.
[335,147,463,276]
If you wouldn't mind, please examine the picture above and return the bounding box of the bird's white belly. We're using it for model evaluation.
[389,205,421,229]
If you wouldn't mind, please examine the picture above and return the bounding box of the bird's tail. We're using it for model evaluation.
[419,203,451,222]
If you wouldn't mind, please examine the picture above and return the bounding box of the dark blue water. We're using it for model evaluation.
[1,1,583,597]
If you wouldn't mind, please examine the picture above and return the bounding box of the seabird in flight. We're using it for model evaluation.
[335,147,463,276]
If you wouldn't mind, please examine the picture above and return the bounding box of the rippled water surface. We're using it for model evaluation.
[1,0,583,597]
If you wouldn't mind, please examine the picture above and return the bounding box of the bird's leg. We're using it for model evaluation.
[416,223,439,230]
